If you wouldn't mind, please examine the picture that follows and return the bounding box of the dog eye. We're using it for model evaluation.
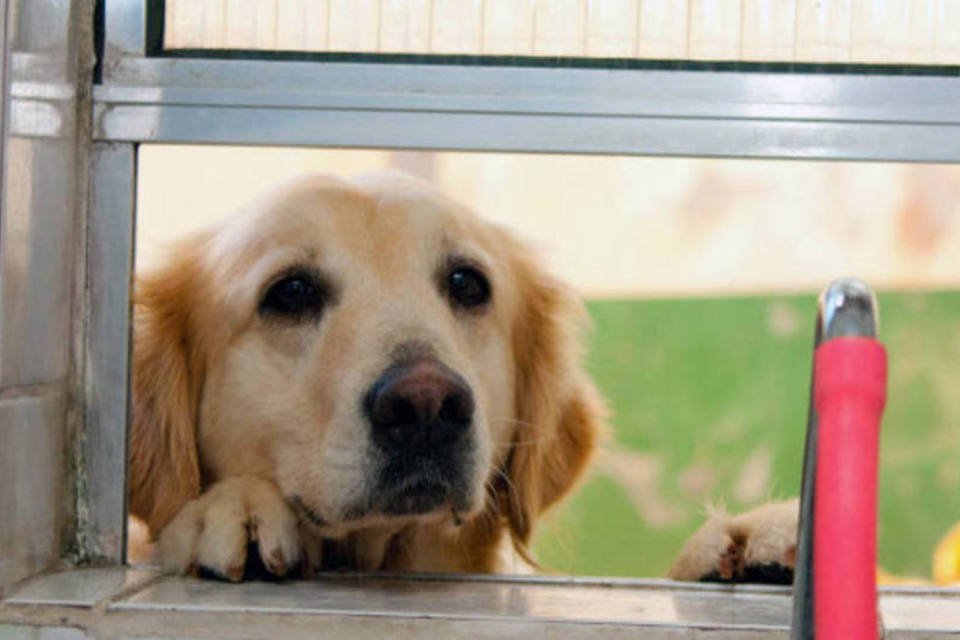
[260,273,325,319]
[447,267,491,309]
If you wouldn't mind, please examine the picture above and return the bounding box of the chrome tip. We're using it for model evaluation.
[816,278,879,343]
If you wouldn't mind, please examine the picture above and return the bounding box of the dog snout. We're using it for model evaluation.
[364,359,474,450]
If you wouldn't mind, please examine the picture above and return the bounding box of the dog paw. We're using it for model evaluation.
[158,476,302,581]
[668,498,798,584]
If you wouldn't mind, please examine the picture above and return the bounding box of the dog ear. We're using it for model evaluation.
[499,240,606,552]
[128,242,207,536]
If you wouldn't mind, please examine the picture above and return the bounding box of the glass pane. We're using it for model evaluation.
[162,0,960,66]
[135,144,960,579]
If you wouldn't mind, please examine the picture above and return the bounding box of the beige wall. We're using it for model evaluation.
[137,145,960,298]
[164,0,960,65]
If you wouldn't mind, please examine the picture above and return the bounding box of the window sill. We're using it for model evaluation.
[2,567,959,638]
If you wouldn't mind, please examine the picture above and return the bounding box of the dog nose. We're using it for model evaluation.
[364,359,474,449]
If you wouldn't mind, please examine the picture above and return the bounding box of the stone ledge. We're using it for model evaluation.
[2,567,959,639]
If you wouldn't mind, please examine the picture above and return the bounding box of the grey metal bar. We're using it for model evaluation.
[103,0,148,61]
[91,58,960,161]
[0,0,8,199]
[791,278,881,640]
[8,64,76,139]
[792,376,818,640]
[82,141,137,564]
[0,0,92,590]
[5,568,960,638]
[96,58,960,123]
[93,101,960,162]
[818,280,880,342]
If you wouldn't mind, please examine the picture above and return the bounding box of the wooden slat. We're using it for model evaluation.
[636,0,689,59]
[794,0,853,62]
[162,0,960,65]
[741,0,797,61]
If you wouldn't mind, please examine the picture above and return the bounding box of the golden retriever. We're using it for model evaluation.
[130,170,803,582]
[129,172,606,579]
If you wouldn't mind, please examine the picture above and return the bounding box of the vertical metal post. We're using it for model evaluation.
[791,278,880,639]
[102,0,148,61]
[82,141,137,563]
[0,0,94,588]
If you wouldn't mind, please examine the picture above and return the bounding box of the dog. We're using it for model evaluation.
[668,499,799,583]
[128,172,606,579]
[130,170,803,582]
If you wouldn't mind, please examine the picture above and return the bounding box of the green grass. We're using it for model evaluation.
[533,291,960,578]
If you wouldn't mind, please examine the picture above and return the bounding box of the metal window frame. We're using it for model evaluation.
[4,0,956,634]
[86,0,960,564]
[94,2,960,160]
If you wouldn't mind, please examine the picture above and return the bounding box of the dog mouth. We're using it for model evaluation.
[373,451,475,517]
[290,461,475,530]
[379,477,453,515]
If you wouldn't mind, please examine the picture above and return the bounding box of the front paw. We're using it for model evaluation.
[668,498,798,584]
[158,476,302,581]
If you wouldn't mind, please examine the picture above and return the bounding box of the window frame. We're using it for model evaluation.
[2,0,953,635]
[98,2,960,160]
[88,0,960,565]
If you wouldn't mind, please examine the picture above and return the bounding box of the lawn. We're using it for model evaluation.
[534,291,960,579]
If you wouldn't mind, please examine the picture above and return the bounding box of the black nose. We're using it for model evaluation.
[364,359,474,450]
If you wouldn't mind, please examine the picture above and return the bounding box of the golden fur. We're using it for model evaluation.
[128,170,800,582]
[129,172,605,578]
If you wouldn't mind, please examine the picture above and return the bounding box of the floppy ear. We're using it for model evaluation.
[128,243,207,536]
[499,241,606,550]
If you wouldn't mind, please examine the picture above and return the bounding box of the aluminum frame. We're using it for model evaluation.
[92,1,960,161]
[4,567,960,639]
[15,2,950,634]
[91,57,960,161]
[85,0,960,567]
[1,0,92,588]
[84,141,137,563]
[89,0,960,538]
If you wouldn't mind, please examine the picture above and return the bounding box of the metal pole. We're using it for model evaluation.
[791,278,880,639]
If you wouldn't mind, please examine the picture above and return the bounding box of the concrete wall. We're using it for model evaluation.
[0,0,90,590]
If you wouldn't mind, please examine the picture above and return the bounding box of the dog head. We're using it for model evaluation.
[129,172,604,562]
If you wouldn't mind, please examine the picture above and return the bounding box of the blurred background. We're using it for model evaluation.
[136,0,960,579]
[138,146,960,579]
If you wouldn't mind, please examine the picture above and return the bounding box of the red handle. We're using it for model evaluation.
[813,337,887,640]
